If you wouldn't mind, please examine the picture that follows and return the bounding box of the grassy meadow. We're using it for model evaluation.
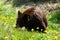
[0,0,60,40]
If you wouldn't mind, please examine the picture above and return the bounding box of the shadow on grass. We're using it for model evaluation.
[49,10,60,23]
[4,0,59,7]
[15,27,47,34]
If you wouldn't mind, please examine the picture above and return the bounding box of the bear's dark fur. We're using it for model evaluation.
[16,7,48,32]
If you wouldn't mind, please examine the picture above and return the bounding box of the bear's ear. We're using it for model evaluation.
[18,10,22,15]
[18,10,24,18]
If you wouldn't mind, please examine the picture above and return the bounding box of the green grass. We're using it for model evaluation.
[49,10,60,23]
[0,0,60,40]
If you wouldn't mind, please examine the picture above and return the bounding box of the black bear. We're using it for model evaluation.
[16,6,48,32]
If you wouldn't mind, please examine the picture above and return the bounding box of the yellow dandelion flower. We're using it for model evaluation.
[4,36,8,39]
[10,17,14,22]
[2,16,6,20]
[31,28,34,31]
[54,36,58,39]
[45,30,47,32]
[54,30,59,34]
[13,24,16,28]
[56,32,59,34]
[53,36,58,40]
